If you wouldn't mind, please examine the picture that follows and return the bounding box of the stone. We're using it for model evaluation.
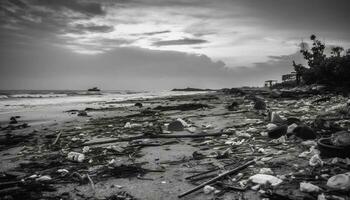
[254,99,266,110]
[228,101,239,111]
[77,111,88,116]
[134,102,143,107]
[293,125,317,140]
[268,125,287,139]
[168,120,184,131]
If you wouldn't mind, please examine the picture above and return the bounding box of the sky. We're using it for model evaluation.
[0,0,349,90]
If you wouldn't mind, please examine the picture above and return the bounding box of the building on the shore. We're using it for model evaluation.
[264,80,278,87]
[282,72,297,82]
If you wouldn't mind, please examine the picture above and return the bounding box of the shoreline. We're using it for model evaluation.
[0,88,349,200]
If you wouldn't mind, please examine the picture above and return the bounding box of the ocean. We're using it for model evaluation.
[0,90,208,126]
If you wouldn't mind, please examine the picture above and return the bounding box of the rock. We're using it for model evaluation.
[293,125,317,140]
[254,99,266,110]
[300,182,321,193]
[168,120,184,131]
[331,131,350,147]
[326,173,350,190]
[228,101,239,111]
[286,117,301,125]
[270,89,282,98]
[9,117,17,124]
[249,174,283,186]
[134,102,143,108]
[309,154,323,167]
[77,111,88,116]
[268,125,287,139]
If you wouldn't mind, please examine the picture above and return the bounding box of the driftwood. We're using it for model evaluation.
[178,159,255,198]
[83,132,224,147]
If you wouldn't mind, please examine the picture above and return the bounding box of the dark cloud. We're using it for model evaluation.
[141,30,171,36]
[33,0,105,15]
[153,38,208,46]
[69,24,114,33]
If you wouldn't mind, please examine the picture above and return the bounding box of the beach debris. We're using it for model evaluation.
[235,131,251,138]
[269,111,285,124]
[266,123,278,131]
[326,173,350,190]
[254,98,266,110]
[227,101,239,111]
[35,175,52,182]
[299,182,321,193]
[124,122,142,128]
[176,118,189,127]
[67,152,85,162]
[309,154,323,167]
[203,185,216,194]
[178,160,255,198]
[268,125,287,139]
[77,110,88,116]
[9,116,18,124]
[134,102,143,107]
[293,125,317,140]
[259,168,274,175]
[331,131,350,147]
[154,103,208,111]
[287,123,298,134]
[249,174,283,186]
[168,120,184,131]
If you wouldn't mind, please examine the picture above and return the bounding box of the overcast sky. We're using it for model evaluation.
[0,0,349,90]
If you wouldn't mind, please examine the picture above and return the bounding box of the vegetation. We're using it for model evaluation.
[293,34,350,88]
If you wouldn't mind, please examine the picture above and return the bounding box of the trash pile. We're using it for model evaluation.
[0,87,349,199]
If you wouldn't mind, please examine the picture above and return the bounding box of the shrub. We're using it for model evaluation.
[293,35,350,88]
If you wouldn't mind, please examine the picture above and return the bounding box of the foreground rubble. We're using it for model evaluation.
[0,87,350,200]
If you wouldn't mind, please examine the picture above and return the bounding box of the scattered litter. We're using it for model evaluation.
[67,152,85,162]
[249,174,283,186]
[300,182,321,193]
[203,185,216,194]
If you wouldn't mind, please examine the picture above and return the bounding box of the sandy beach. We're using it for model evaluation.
[1,88,349,200]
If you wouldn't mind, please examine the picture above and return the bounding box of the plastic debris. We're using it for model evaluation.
[203,185,216,194]
[300,182,321,193]
[259,168,274,175]
[36,175,52,182]
[326,173,350,190]
[287,123,298,134]
[249,174,283,186]
[266,123,278,131]
[309,154,323,167]
[67,152,85,162]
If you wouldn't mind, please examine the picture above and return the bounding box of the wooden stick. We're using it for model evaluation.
[178,160,255,198]
[83,132,223,146]
[52,132,62,145]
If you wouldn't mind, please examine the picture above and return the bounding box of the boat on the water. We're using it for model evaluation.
[87,87,101,92]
